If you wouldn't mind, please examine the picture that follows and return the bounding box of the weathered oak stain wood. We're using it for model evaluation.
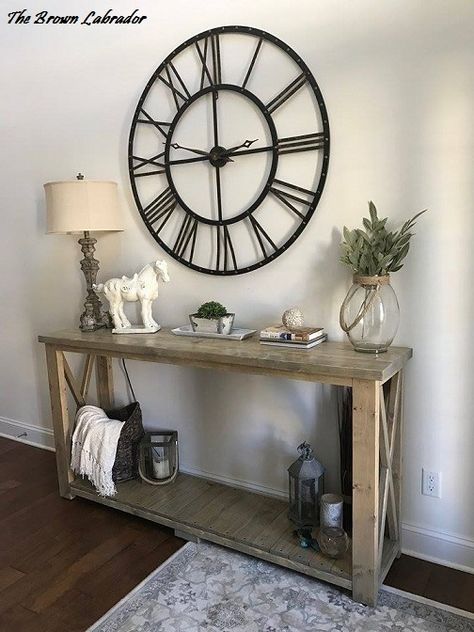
[189,486,244,530]
[62,352,86,408]
[209,489,265,538]
[271,522,315,569]
[378,385,391,568]
[391,371,404,557]
[174,529,201,543]
[80,354,95,399]
[251,507,290,551]
[40,330,412,607]
[45,346,75,499]
[174,481,230,522]
[379,538,400,585]
[385,374,401,543]
[70,476,353,590]
[96,355,114,409]
[352,378,380,606]
[39,329,412,383]
[69,473,397,596]
[156,477,215,518]
[232,494,285,545]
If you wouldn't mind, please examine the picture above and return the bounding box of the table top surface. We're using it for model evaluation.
[39,328,412,383]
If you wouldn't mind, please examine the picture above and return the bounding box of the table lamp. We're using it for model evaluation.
[44,173,124,331]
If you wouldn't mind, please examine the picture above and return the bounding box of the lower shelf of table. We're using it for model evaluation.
[70,473,398,592]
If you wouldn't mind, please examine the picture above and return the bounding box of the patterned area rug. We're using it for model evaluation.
[89,542,473,632]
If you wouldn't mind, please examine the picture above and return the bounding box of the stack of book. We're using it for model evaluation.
[259,325,327,349]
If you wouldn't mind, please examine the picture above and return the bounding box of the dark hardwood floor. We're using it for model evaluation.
[0,437,472,631]
[0,437,184,631]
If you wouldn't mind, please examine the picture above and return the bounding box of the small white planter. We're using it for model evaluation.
[189,313,235,335]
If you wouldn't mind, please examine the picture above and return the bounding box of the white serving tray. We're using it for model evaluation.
[171,325,256,341]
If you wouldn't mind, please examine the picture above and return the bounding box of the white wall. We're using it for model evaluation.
[1,0,473,570]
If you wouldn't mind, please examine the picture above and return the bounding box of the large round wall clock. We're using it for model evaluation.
[129,25,330,275]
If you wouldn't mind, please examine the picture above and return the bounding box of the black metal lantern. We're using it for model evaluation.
[138,431,179,485]
[288,441,325,528]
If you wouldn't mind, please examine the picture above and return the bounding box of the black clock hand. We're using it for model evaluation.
[168,138,233,166]
[211,90,219,148]
[169,142,210,157]
[224,143,275,158]
[168,154,233,166]
[224,139,258,154]
[215,168,223,223]
[211,91,224,222]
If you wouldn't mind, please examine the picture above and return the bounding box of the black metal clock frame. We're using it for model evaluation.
[128,25,330,275]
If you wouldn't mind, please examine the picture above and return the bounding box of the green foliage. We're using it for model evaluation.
[196,301,228,319]
[340,202,426,275]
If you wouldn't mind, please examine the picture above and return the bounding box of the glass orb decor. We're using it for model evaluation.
[317,526,349,559]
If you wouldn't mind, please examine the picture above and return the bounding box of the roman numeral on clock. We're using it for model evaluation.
[143,187,177,230]
[136,109,171,140]
[173,215,198,262]
[248,214,277,258]
[195,33,221,90]
[158,62,191,111]
[266,73,307,114]
[215,224,237,272]
[269,179,314,220]
[132,151,166,177]
[277,132,325,155]
[242,37,263,89]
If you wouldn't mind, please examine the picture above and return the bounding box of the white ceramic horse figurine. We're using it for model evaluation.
[95,260,170,333]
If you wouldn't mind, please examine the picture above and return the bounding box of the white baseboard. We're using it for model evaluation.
[179,464,288,500]
[401,521,474,574]
[1,416,473,573]
[0,415,55,451]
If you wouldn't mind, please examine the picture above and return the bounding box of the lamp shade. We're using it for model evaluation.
[44,180,123,234]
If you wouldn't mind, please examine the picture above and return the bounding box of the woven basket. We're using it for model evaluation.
[106,402,144,483]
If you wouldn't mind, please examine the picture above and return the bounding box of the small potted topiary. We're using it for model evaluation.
[189,301,235,335]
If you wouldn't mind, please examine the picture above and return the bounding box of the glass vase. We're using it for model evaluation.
[317,526,349,559]
[339,275,399,353]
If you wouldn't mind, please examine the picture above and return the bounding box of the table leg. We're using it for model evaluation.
[96,355,114,409]
[45,345,75,499]
[352,378,380,606]
[391,370,404,557]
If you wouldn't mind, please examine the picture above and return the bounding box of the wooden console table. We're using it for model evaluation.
[39,329,411,606]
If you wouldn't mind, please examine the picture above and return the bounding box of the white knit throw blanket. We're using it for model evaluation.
[70,405,125,497]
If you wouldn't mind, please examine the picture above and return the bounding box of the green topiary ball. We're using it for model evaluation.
[196,301,228,319]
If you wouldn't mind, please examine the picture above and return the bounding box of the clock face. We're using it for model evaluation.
[129,25,330,275]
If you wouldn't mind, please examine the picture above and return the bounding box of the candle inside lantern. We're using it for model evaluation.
[139,430,178,486]
[153,457,170,479]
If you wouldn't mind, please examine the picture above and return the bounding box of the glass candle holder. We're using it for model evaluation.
[317,526,349,559]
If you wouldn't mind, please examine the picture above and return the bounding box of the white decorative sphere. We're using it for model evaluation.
[282,307,304,329]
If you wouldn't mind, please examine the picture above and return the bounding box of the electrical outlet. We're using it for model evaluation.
[422,469,441,498]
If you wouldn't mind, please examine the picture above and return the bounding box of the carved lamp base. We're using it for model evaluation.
[78,231,111,332]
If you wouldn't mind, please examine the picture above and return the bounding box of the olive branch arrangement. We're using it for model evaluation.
[340,202,426,276]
